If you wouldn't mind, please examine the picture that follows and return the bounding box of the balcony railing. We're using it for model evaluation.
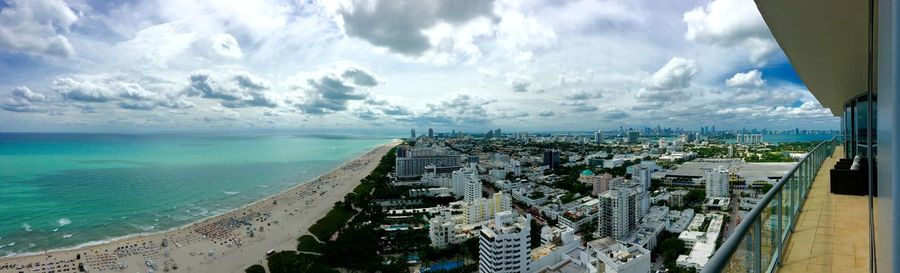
[701,136,838,273]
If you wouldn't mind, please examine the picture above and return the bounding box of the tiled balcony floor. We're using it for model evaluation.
[779,147,874,273]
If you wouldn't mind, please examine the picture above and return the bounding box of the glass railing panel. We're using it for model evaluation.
[781,177,793,241]
[763,191,781,272]
[700,137,836,273]
[723,228,752,273]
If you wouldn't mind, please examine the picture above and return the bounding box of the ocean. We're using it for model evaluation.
[0,132,393,256]
[729,133,838,144]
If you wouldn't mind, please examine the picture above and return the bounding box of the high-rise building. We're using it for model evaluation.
[463,170,481,202]
[626,131,640,144]
[479,211,531,273]
[428,128,434,138]
[632,166,651,190]
[542,149,560,169]
[591,174,619,196]
[704,166,730,198]
[451,167,479,200]
[395,147,461,178]
[594,130,604,144]
[410,128,416,138]
[597,183,645,240]
[495,128,502,137]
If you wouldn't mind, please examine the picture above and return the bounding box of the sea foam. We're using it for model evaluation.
[58,218,71,226]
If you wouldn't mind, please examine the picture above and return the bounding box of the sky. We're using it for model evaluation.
[0,0,840,133]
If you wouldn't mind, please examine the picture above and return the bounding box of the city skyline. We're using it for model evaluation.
[0,0,839,132]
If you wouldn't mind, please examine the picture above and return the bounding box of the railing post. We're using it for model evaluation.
[776,190,783,267]
[754,217,763,273]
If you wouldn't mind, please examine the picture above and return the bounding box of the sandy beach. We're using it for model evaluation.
[0,140,400,273]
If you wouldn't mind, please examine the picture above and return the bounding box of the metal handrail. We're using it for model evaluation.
[701,136,838,273]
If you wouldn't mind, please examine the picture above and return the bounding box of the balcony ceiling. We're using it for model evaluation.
[755,0,869,116]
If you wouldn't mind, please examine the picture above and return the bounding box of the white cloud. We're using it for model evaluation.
[209,33,244,59]
[11,86,48,102]
[0,0,840,131]
[644,57,699,90]
[494,0,558,62]
[50,74,193,110]
[0,0,78,57]
[725,69,765,88]
[186,70,280,108]
[332,0,495,57]
[683,0,778,65]
[294,64,379,114]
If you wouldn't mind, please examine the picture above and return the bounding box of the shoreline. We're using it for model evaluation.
[0,139,400,273]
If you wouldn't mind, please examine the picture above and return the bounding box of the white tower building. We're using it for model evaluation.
[704,166,730,198]
[479,211,531,273]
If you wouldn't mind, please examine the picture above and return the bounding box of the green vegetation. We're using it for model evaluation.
[744,152,793,162]
[560,192,577,204]
[267,251,337,273]
[691,146,728,158]
[685,190,706,206]
[657,231,696,273]
[244,264,266,273]
[420,237,480,262]
[548,166,593,196]
[297,235,324,253]
[308,205,356,241]
[268,146,416,273]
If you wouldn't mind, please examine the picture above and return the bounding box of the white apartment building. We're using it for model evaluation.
[479,211,532,273]
[632,165,651,190]
[429,208,467,249]
[451,167,480,201]
[597,183,645,240]
[463,192,512,224]
[596,242,651,273]
[704,166,730,198]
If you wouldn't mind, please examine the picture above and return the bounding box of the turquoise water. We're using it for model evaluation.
[0,133,393,256]
[727,133,838,144]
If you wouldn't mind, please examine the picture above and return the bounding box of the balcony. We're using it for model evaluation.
[778,146,872,273]
[702,138,874,273]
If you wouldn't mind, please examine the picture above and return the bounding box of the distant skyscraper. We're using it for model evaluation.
[428,128,434,138]
[411,128,416,138]
[495,128,502,137]
[627,131,640,144]
[542,150,560,169]
[594,130,604,144]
